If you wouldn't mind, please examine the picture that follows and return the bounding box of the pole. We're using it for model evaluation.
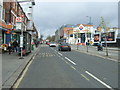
[86,16,91,52]
[77,30,78,50]
[87,30,88,52]
[19,18,24,59]
[105,34,108,56]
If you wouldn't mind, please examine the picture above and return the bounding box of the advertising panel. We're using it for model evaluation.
[101,32,115,41]
[107,32,115,41]
[94,34,100,42]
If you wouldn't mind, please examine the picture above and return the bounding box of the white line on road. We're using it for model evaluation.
[58,52,63,56]
[64,57,76,65]
[85,71,114,90]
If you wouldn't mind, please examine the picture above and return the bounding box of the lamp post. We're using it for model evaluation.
[19,16,24,59]
[86,16,92,52]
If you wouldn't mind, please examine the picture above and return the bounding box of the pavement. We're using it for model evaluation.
[71,44,119,61]
[1,45,40,89]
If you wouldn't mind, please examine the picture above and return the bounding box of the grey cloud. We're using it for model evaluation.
[33,2,118,38]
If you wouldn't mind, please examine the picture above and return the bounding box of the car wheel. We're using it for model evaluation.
[69,49,71,51]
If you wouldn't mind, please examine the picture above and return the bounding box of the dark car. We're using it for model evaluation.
[58,42,71,51]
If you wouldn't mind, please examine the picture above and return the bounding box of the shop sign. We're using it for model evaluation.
[16,22,22,30]
[79,24,84,30]
[16,17,22,22]
[0,20,12,29]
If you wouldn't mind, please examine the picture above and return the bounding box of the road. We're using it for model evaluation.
[16,44,118,89]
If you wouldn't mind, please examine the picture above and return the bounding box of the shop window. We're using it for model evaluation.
[87,33,91,38]
[74,34,77,38]
[78,33,81,38]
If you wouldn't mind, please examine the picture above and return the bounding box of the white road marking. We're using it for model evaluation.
[85,71,114,90]
[58,52,63,56]
[64,57,76,65]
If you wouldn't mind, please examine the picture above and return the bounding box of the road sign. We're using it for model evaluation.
[20,35,23,48]
[16,17,22,22]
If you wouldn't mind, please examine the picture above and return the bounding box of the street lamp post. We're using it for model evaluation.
[86,16,92,52]
[19,16,24,59]
[86,29,88,52]
[76,30,79,50]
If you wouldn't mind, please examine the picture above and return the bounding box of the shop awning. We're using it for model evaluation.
[0,27,7,31]
[0,20,13,31]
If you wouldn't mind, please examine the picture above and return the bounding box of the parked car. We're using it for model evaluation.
[58,42,71,51]
[46,42,50,45]
[49,42,57,47]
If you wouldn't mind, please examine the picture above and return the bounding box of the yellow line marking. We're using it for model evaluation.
[13,59,33,88]
[71,66,76,70]
[81,74,90,81]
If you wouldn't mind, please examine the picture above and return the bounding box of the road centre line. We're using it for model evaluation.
[64,57,76,65]
[85,71,114,90]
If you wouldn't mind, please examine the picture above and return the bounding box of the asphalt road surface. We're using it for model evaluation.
[17,44,118,89]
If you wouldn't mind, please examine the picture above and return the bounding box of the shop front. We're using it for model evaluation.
[73,24,93,45]
[0,20,13,53]
[12,31,32,55]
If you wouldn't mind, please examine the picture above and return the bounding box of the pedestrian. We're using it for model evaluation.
[13,39,19,52]
[8,41,12,54]
[97,41,103,51]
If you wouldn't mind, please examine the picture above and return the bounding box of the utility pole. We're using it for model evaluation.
[99,17,109,56]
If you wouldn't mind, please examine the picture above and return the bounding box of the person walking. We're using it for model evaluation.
[13,39,19,52]
[8,41,12,54]
[97,41,103,51]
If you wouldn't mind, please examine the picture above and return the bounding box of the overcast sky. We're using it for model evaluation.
[33,0,118,38]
